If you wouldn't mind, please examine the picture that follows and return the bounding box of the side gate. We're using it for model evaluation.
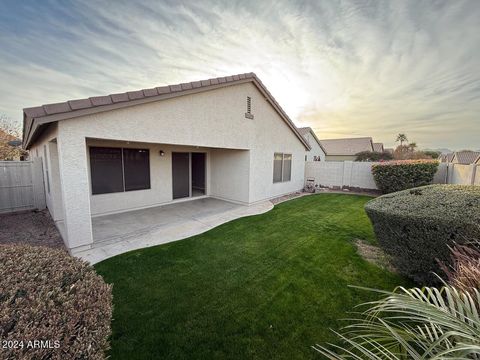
[0,158,46,214]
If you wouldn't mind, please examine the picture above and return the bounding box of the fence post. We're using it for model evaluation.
[470,164,477,185]
[342,161,353,188]
[31,158,46,210]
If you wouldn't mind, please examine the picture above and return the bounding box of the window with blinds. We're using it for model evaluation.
[89,147,150,195]
[273,153,292,183]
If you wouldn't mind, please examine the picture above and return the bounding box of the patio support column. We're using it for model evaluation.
[57,133,93,250]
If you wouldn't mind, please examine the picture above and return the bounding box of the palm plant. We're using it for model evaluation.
[396,134,408,146]
[314,285,480,359]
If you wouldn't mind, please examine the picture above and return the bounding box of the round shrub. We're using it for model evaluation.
[0,245,112,360]
[371,160,439,193]
[365,185,480,285]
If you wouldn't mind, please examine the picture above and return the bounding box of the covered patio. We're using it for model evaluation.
[73,197,273,264]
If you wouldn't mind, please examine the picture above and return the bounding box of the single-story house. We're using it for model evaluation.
[318,137,374,161]
[297,127,325,161]
[372,142,384,153]
[451,151,480,165]
[22,73,311,255]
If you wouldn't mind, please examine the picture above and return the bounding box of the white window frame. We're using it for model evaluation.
[273,153,292,183]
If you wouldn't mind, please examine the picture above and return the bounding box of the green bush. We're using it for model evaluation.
[355,151,393,162]
[0,245,112,360]
[365,185,480,285]
[371,160,438,193]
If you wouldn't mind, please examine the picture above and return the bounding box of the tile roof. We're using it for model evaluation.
[372,142,384,152]
[452,151,480,165]
[23,73,310,150]
[297,127,311,137]
[24,73,254,121]
[318,137,374,156]
[297,127,326,153]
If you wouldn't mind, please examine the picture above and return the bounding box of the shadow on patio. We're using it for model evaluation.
[74,197,273,264]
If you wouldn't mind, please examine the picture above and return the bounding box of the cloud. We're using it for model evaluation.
[0,0,478,149]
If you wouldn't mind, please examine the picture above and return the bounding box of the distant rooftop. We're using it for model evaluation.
[297,127,326,152]
[372,142,384,152]
[319,137,374,156]
[452,150,480,164]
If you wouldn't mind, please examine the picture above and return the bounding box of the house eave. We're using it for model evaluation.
[23,74,311,151]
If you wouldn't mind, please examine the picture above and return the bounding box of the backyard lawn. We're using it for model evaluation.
[95,194,407,359]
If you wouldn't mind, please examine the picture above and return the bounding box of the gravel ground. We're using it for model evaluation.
[0,210,65,249]
[314,187,381,196]
[270,192,312,205]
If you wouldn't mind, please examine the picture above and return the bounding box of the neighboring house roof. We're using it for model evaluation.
[23,72,311,150]
[475,154,480,164]
[372,142,384,152]
[297,127,326,153]
[446,153,455,162]
[318,137,374,156]
[451,151,480,165]
[438,154,447,162]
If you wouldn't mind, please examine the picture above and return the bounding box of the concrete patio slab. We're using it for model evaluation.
[73,197,273,264]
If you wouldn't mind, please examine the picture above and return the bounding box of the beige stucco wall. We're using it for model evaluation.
[209,148,250,204]
[303,132,325,161]
[325,155,357,162]
[29,124,64,222]
[50,81,307,249]
[247,96,306,202]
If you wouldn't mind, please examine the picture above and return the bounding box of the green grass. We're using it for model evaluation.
[95,194,407,360]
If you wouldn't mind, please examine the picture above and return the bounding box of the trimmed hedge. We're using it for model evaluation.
[371,160,438,193]
[0,245,112,360]
[365,185,480,285]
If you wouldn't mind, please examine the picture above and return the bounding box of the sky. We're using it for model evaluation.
[0,0,479,150]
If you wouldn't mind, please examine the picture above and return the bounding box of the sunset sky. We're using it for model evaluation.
[0,0,479,150]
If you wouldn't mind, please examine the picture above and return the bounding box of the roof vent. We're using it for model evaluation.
[245,96,254,119]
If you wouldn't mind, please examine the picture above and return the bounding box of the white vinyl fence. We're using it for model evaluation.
[0,158,46,214]
[305,161,478,190]
[305,161,378,189]
[447,163,479,185]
